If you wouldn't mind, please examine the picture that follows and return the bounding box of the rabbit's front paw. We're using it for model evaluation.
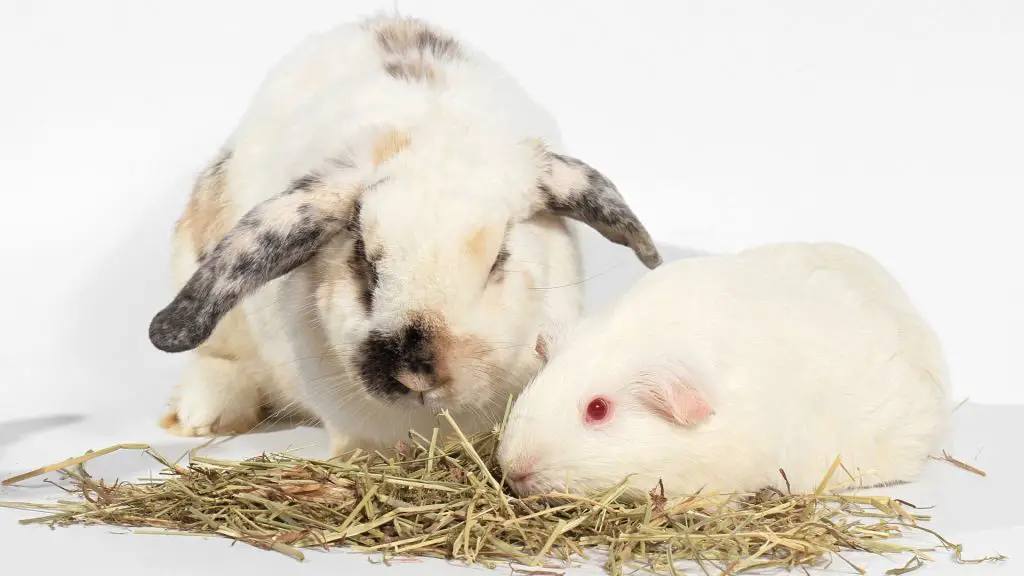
[160,356,262,437]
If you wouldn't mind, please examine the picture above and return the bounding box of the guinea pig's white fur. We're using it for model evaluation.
[149,15,660,455]
[498,242,951,499]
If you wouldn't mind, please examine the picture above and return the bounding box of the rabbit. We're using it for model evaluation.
[498,241,951,500]
[147,15,662,456]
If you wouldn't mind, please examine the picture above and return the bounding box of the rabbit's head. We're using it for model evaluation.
[149,127,661,414]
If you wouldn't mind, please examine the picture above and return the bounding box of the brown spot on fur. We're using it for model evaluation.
[466,226,501,263]
[170,149,263,361]
[416,309,451,336]
[416,310,455,381]
[372,17,462,85]
[371,129,412,167]
[194,303,259,362]
[177,149,234,261]
[158,411,179,430]
[373,18,462,61]
[313,239,347,319]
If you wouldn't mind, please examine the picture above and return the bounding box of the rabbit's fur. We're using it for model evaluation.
[150,15,661,454]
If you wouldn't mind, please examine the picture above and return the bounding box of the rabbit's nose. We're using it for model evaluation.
[395,371,439,392]
[357,316,453,399]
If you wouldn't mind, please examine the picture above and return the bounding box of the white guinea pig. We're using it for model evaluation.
[498,242,951,499]
[147,15,660,455]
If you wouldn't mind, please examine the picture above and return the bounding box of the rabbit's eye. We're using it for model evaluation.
[349,236,379,311]
[489,245,510,280]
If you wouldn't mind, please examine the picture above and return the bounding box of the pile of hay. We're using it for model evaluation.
[0,411,1004,575]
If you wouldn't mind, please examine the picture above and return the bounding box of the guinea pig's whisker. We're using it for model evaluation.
[467,367,517,393]
[471,343,531,355]
[255,400,312,431]
[256,350,339,373]
[529,262,627,291]
[466,370,503,392]
[466,364,509,384]
[304,370,350,388]
[471,359,517,380]
[333,383,372,405]
[504,257,555,268]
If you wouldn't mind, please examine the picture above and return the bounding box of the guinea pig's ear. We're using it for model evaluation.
[632,365,714,427]
[528,145,662,269]
[148,175,357,353]
[535,317,577,364]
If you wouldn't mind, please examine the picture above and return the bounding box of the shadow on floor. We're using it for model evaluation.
[863,401,1024,534]
[0,414,86,449]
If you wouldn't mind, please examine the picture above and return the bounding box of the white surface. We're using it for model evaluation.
[2,0,1023,574]
[1,402,1020,574]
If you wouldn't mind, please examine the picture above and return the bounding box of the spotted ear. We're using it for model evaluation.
[631,363,714,427]
[530,148,662,269]
[149,174,356,353]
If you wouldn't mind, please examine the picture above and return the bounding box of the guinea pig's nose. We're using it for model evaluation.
[504,462,535,484]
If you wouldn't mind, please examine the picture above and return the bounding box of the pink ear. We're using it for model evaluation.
[634,369,713,427]
[535,335,548,362]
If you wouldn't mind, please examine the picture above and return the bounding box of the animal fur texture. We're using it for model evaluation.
[499,242,951,498]
[150,15,661,454]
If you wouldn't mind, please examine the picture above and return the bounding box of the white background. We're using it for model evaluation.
[1,1,1022,573]
[1,0,1022,421]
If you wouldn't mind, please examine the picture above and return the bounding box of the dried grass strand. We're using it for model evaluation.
[0,412,1007,575]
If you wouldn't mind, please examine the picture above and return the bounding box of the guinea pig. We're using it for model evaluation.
[147,15,661,455]
[498,241,951,499]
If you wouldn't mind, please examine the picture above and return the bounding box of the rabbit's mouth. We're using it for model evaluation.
[419,386,453,411]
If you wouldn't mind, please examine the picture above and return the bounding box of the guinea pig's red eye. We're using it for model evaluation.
[585,397,610,424]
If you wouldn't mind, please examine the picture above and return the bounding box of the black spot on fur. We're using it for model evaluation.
[358,330,409,399]
[415,30,460,60]
[376,24,462,61]
[149,192,345,353]
[149,268,231,354]
[551,153,585,169]
[329,155,355,170]
[538,153,662,269]
[536,180,556,208]
[384,62,408,81]
[230,249,260,279]
[357,317,439,400]
[349,236,379,312]
[401,321,434,374]
[345,201,364,234]
[345,202,380,312]
[490,242,510,279]
[286,173,320,195]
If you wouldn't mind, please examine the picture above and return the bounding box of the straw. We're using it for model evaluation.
[0,412,1007,575]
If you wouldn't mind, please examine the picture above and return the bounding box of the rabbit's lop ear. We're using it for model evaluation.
[531,149,662,269]
[149,175,355,353]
